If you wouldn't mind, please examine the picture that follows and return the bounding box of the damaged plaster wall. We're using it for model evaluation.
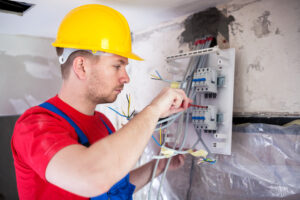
[117,0,300,119]
[0,34,61,116]
[227,0,300,115]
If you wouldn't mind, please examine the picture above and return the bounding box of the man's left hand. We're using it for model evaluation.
[157,154,185,173]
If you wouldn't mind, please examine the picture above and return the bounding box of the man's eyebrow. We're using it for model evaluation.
[118,59,128,65]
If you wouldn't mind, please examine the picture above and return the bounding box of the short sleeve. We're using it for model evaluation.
[12,111,79,180]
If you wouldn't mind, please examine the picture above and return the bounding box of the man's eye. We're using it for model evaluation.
[114,65,121,69]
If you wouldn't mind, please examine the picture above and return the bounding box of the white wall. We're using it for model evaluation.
[227,0,300,115]
[0,34,61,115]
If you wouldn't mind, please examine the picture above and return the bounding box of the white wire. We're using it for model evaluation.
[149,37,213,200]
[155,38,213,200]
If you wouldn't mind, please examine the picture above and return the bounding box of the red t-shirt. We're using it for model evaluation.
[11,95,116,200]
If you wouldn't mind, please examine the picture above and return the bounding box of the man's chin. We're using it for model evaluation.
[101,95,118,104]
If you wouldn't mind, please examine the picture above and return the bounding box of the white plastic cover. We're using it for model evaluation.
[135,123,300,200]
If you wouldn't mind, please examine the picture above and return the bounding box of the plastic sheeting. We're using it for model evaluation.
[136,123,300,200]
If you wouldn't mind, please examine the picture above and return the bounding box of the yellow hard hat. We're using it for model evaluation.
[52,4,143,61]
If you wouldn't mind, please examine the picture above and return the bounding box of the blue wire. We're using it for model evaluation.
[203,158,216,164]
[108,106,161,146]
[108,107,129,119]
[155,70,163,79]
[152,135,162,147]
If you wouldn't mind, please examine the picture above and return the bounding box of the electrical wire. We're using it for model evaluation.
[154,37,215,200]
[159,125,162,145]
[156,115,184,200]
[156,112,182,125]
[107,106,130,120]
[179,91,196,151]
[148,37,215,200]
[151,41,203,200]
[127,94,130,117]
[154,114,180,131]
[152,135,162,147]
[186,156,195,200]
[150,70,180,83]
[108,95,164,147]
[196,129,211,155]
[155,91,196,199]
[186,37,214,200]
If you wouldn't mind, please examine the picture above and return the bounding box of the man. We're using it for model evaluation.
[11,4,191,199]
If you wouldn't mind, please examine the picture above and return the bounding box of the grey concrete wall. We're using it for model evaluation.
[227,0,300,116]
[114,0,300,118]
[0,34,61,116]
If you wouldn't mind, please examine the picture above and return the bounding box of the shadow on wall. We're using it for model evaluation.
[0,115,20,200]
[0,51,61,115]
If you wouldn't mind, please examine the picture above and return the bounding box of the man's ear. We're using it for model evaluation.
[72,56,87,80]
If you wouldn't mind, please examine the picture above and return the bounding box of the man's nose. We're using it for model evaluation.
[119,68,130,84]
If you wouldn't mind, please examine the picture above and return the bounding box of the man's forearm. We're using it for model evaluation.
[85,105,161,189]
[45,105,161,197]
[129,159,164,192]
[45,88,189,197]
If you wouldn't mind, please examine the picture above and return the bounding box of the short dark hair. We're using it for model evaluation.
[55,47,96,79]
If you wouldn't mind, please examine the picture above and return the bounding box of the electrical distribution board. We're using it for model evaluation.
[148,39,235,199]
[164,45,235,155]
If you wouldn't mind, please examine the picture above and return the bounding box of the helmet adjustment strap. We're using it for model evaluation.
[58,48,113,64]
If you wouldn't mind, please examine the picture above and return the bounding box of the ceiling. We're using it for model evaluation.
[0,0,228,38]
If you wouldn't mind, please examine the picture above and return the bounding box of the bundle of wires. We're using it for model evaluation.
[150,70,181,84]
[148,36,217,200]
[108,94,163,147]
[108,94,135,120]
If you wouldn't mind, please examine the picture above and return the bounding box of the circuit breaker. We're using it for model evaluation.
[148,42,235,199]
[192,68,217,94]
[165,45,235,155]
[192,105,217,133]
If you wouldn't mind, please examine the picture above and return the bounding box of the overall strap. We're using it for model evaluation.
[39,102,134,200]
[99,118,113,135]
[39,102,90,147]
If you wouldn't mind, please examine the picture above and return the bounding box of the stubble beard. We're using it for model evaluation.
[87,83,119,105]
[87,73,121,105]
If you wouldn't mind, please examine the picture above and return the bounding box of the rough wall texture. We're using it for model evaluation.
[227,0,300,115]
[121,0,300,118]
[0,34,61,116]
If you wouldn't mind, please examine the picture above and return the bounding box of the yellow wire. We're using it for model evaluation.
[159,125,162,145]
[151,74,161,79]
[128,94,131,117]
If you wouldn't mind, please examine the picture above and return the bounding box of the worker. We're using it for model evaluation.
[11,4,191,200]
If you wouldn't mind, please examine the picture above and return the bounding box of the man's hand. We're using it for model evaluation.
[150,87,192,118]
[158,154,185,173]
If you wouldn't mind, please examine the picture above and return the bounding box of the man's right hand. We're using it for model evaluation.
[149,87,192,118]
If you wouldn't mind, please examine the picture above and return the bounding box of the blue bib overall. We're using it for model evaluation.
[40,102,135,200]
